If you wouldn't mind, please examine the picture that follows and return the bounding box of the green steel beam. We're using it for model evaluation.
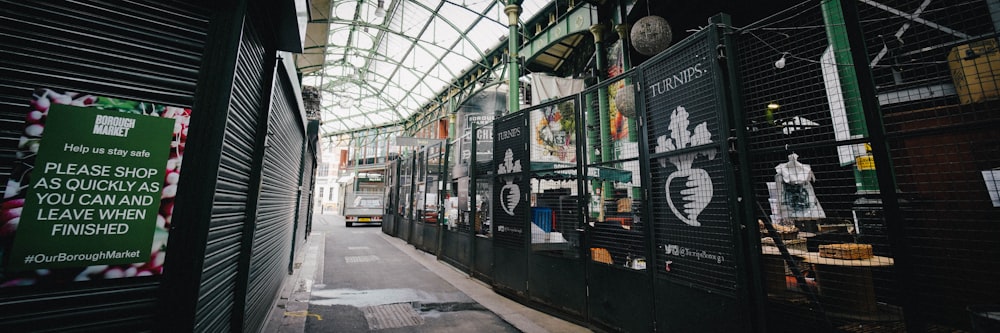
[521,3,598,66]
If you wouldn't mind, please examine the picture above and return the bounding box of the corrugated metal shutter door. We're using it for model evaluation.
[0,1,207,331]
[298,153,314,242]
[193,20,266,333]
[245,75,304,331]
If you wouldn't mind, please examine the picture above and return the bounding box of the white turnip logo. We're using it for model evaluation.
[497,149,522,216]
[655,106,716,227]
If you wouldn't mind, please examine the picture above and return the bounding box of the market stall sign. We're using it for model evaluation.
[8,104,173,270]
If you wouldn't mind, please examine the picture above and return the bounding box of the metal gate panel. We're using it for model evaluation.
[491,112,529,295]
[860,1,999,331]
[641,20,744,332]
[0,1,207,331]
[471,171,495,283]
[644,24,737,294]
[579,72,654,332]
[524,95,586,318]
[729,1,1000,331]
[246,71,305,332]
[384,159,400,236]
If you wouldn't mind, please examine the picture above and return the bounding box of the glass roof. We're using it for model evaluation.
[299,0,546,136]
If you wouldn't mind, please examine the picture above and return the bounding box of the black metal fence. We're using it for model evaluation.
[380,1,1000,331]
[734,0,1000,331]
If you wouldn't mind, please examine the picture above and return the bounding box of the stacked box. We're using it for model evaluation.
[949,38,1000,105]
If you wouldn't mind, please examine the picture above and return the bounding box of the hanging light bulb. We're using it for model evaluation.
[375,0,386,18]
[774,53,787,69]
[765,102,780,125]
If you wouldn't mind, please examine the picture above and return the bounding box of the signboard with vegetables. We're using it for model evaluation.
[643,31,738,293]
[0,89,190,286]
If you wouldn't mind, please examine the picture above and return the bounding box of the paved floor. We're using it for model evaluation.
[264,214,590,333]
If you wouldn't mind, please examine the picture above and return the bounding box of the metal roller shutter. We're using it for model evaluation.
[0,1,207,331]
[193,20,266,333]
[298,152,314,242]
[245,73,304,332]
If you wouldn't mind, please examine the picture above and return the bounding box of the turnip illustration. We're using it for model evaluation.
[655,106,716,227]
[497,149,522,216]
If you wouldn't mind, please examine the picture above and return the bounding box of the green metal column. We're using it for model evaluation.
[590,24,613,206]
[821,0,878,193]
[505,1,523,114]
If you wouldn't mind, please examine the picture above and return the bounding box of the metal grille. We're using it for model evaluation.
[443,175,473,234]
[418,143,444,225]
[492,112,529,248]
[580,74,647,269]
[861,0,1000,331]
[727,0,999,330]
[526,97,582,258]
[383,158,398,235]
[473,177,493,237]
[642,28,737,293]
[468,116,497,238]
[398,155,412,220]
[363,302,424,329]
[735,2,890,329]
[345,255,380,263]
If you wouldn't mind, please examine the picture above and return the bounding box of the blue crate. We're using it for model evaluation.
[532,207,554,232]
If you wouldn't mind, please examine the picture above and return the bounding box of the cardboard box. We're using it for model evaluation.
[949,38,1000,105]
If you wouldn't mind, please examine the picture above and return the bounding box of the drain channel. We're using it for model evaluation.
[363,302,424,330]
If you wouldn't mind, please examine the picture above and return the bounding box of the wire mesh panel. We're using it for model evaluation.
[732,1,923,330]
[383,158,398,235]
[396,155,414,241]
[421,143,444,225]
[448,176,474,233]
[471,123,496,238]
[398,155,412,219]
[859,0,1000,331]
[642,26,737,294]
[473,176,493,237]
[579,73,647,270]
[527,97,583,258]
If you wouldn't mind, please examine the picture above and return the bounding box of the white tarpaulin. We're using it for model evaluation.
[531,73,585,105]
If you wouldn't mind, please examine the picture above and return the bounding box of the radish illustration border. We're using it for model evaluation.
[0,88,189,287]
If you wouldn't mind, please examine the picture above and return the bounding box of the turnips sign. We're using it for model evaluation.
[642,31,738,292]
[647,62,707,98]
[492,113,528,248]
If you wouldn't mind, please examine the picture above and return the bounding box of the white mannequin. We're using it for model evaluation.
[779,153,812,184]
[774,153,825,220]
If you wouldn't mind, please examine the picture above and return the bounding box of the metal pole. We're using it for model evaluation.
[834,0,918,330]
[590,23,613,217]
[469,123,479,275]
[821,0,878,194]
[505,1,523,115]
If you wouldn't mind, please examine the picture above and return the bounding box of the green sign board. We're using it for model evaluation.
[8,104,173,270]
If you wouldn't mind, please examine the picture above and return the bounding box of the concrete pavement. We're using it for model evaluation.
[264,214,590,333]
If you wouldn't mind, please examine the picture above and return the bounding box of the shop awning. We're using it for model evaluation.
[530,162,632,183]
